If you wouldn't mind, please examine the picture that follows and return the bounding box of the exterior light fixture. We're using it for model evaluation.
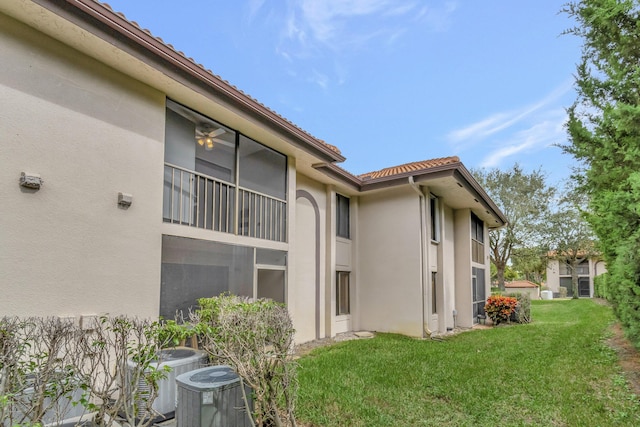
[118,192,133,208]
[20,172,43,190]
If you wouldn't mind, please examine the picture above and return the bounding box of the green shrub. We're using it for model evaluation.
[484,295,518,325]
[158,319,195,347]
[594,273,609,299]
[506,292,531,323]
[559,287,568,298]
[192,295,297,427]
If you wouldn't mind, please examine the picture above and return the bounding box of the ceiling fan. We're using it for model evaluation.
[195,126,226,150]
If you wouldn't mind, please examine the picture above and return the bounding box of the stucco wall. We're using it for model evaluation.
[454,209,473,328]
[546,260,560,292]
[356,187,424,337]
[442,205,457,331]
[0,13,165,318]
[546,258,607,297]
[506,287,540,300]
[294,174,327,343]
[331,188,355,337]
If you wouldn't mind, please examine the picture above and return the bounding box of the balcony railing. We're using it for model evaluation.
[559,263,589,276]
[238,188,286,242]
[163,164,286,242]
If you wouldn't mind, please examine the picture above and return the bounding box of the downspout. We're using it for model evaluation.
[409,177,431,338]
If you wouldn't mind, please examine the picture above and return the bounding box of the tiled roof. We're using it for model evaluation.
[97,1,341,156]
[505,280,539,288]
[358,156,460,180]
[547,250,599,258]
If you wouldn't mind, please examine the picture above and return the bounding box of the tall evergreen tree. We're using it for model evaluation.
[563,0,640,342]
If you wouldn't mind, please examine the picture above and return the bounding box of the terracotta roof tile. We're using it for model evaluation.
[505,280,539,288]
[358,156,460,180]
[98,1,341,156]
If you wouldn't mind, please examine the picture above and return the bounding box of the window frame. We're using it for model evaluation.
[336,271,350,316]
[431,271,438,314]
[471,213,485,263]
[430,194,440,243]
[336,194,351,239]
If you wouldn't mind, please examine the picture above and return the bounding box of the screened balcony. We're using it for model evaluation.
[164,100,287,243]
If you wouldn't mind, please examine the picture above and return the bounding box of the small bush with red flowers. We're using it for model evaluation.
[484,295,519,325]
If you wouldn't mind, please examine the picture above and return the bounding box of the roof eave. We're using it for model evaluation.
[314,161,507,228]
[30,0,344,164]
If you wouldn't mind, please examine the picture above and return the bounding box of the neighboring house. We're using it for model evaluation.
[505,280,540,300]
[0,0,506,343]
[546,257,607,298]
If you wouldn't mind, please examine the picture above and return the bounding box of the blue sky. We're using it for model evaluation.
[106,0,582,186]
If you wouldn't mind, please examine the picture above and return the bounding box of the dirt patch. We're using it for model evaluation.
[293,332,364,358]
[607,322,640,396]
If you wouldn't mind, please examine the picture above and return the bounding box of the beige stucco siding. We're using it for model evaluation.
[0,13,165,318]
[356,187,424,337]
[441,205,457,330]
[453,209,473,327]
[294,174,328,343]
[546,258,607,297]
[546,260,560,293]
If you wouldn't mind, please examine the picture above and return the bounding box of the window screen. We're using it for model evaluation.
[160,236,253,319]
[336,194,350,239]
[430,195,440,242]
[336,271,350,315]
[239,135,287,200]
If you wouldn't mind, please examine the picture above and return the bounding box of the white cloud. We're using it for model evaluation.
[295,0,416,47]
[246,0,267,22]
[448,112,515,144]
[308,69,329,89]
[249,0,459,89]
[448,81,572,149]
[385,2,419,16]
[417,1,458,31]
[479,110,567,168]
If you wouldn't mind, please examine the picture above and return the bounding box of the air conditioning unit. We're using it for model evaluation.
[9,374,87,426]
[127,347,207,421]
[175,365,253,427]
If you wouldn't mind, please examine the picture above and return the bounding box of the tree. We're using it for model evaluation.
[563,0,640,341]
[545,191,596,299]
[473,165,555,290]
[511,246,547,284]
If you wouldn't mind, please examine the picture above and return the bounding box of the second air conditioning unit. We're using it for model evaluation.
[127,346,208,421]
[175,365,253,427]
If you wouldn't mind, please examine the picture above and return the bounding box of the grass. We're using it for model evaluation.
[296,299,640,426]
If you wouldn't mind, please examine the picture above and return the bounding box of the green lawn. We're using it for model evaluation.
[296,299,640,426]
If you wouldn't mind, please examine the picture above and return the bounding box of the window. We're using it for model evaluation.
[336,271,350,315]
[160,236,287,319]
[560,260,589,276]
[336,194,350,239]
[160,235,254,319]
[238,135,286,200]
[471,213,484,263]
[430,194,440,242]
[431,271,438,314]
[472,267,486,320]
[559,277,573,297]
[165,100,236,182]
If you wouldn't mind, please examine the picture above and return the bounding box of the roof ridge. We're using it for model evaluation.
[358,156,461,180]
